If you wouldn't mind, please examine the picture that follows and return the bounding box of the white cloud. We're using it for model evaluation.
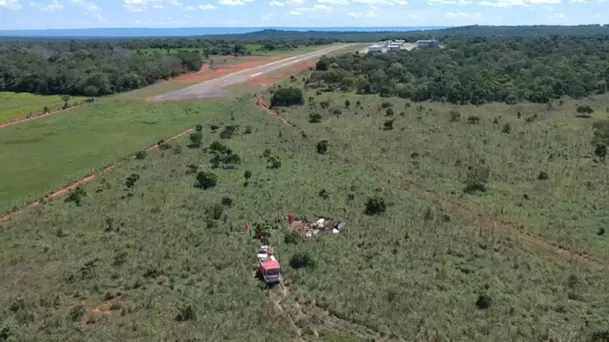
[199,3,215,8]
[219,0,245,5]
[92,13,107,22]
[124,0,186,12]
[351,0,407,5]
[30,0,64,11]
[445,11,481,17]
[317,0,349,3]
[571,0,604,2]
[541,5,555,9]
[287,3,329,14]
[528,0,560,3]
[348,10,375,17]
[72,0,99,11]
[548,12,567,20]
[269,0,283,5]
[0,0,23,9]
[262,11,273,19]
[428,0,471,5]
[478,0,527,6]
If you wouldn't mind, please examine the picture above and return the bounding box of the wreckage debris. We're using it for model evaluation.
[281,214,346,238]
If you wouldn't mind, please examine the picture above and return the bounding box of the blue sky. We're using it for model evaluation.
[0,0,606,30]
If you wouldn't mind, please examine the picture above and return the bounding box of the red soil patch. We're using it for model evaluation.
[80,301,115,325]
[171,59,276,84]
[0,128,194,222]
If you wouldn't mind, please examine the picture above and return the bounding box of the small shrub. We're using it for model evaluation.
[206,203,224,220]
[125,173,140,189]
[270,87,304,107]
[186,164,198,174]
[267,155,281,169]
[383,120,394,130]
[464,166,489,194]
[381,101,393,109]
[502,123,512,133]
[475,294,492,309]
[176,304,196,322]
[309,112,322,123]
[318,189,329,199]
[65,186,87,206]
[210,124,219,132]
[316,140,329,155]
[159,143,171,150]
[467,116,480,124]
[189,131,203,148]
[173,145,183,154]
[221,197,233,207]
[537,171,549,180]
[244,126,252,134]
[219,125,238,139]
[43,105,50,113]
[244,170,252,180]
[344,100,350,108]
[135,150,147,160]
[333,108,342,115]
[385,108,394,116]
[196,171,217,189]
[284,231,302,244]
[320,101,330,109]
[364,196,386,216]
[209,141,231,154]
[576,104,594,118]
[449,110,461,122]
[598,227,606,236]
[195,124,203,132]
[289,252,316,269]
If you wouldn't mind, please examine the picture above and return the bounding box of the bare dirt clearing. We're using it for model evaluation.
[152,45,351,101]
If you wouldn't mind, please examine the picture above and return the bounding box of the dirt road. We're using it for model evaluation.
[152,44,351,101]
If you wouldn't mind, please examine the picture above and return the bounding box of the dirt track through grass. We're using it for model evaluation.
[253,99,608,270]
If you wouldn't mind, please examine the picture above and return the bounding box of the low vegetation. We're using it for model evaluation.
[0,92,87,123]
[3,27,609,341]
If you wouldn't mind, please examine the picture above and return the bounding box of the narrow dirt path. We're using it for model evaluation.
[0,128,194,222]
[253,99,608,269]
[0,104,83,130]
[268,282,303,341]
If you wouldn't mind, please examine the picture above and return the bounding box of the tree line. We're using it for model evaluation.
[0,46,203,96]
[310,35,609,104]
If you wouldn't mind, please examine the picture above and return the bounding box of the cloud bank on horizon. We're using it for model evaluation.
[0,0,606,30]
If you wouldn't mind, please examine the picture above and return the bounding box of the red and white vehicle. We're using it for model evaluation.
[257,246,282,285]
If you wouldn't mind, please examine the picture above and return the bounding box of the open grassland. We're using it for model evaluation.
[0,92,87,124]
[1,84,609,341]
[0,98,232,213]
[261,87,609,264]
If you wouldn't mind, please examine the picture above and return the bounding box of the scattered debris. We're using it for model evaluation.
[280,214,346,239]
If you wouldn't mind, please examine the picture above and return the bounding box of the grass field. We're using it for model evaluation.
[0,92,87,124]
[1,70,609,341]
[0,98,234,213]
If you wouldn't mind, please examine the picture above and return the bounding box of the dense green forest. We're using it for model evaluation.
[2,25,609,97]
[311,35,609,104]
[0,47,203,96]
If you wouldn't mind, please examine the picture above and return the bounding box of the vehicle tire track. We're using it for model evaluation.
[0,104,83,130]
[253,99,608,269]
[0,127,195,222]
[270,282,304,341]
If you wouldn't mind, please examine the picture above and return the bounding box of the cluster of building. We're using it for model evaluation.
[366,39,439,54]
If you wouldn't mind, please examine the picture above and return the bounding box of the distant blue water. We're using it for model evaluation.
[0,26,448,38]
